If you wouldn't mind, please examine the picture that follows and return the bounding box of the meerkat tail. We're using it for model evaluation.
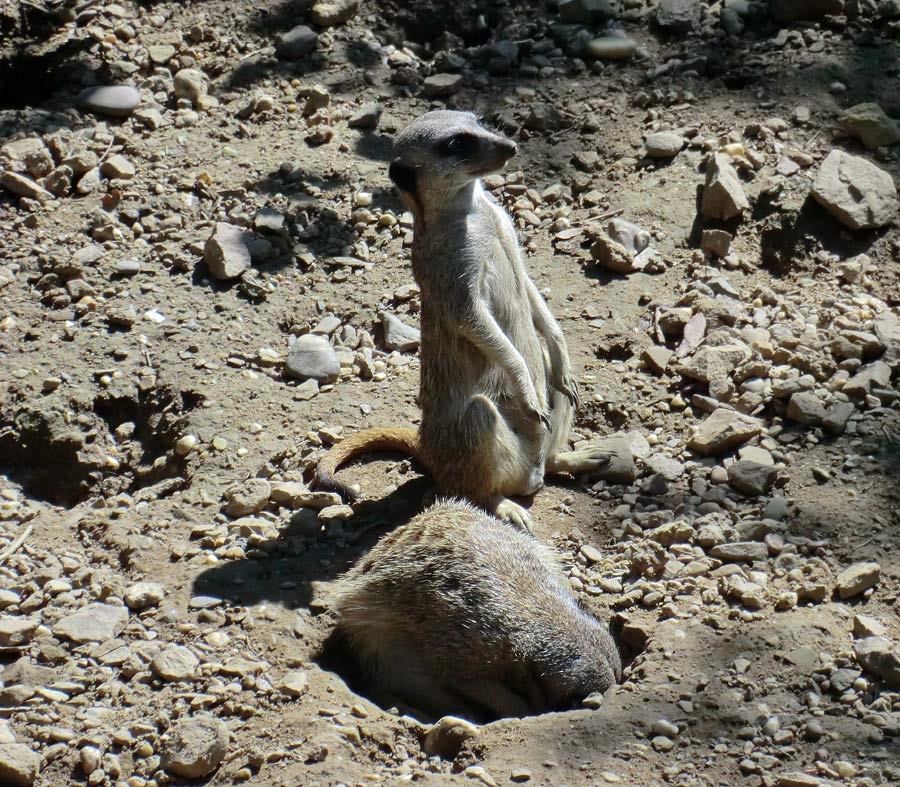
[313,426,420,498]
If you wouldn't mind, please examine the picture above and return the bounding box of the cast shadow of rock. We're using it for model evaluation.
[756,195,889,276]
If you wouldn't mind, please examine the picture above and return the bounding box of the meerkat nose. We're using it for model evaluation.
[499,139,518,157]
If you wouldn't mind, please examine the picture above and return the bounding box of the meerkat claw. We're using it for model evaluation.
[492,498,532,532]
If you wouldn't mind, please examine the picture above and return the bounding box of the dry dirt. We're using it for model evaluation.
[0,1,899,786]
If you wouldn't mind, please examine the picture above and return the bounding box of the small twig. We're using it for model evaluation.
[0,524,34,564]
[585,207,626,223]
[96,136,115,166]
[239,48,265,62]
[806,129,823,147]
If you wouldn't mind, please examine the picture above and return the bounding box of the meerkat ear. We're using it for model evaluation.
[389,161,416,193]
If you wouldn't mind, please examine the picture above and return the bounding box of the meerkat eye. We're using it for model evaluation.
[439,133,476,157]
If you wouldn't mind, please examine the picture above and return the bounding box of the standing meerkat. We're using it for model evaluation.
[316,110,613,528]
[329,500,621,722]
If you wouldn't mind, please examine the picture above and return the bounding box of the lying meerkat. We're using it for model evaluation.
[316,110,613,528]
[329,500,621,722]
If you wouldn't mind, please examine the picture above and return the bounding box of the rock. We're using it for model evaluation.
[680,344,750,384]
[278,670,309,697]
[173,68,207,103]
[100,154,135,180]
[590,224,651,274]
[310,0,359,26]
[656,0,701,30]
[843,360,891,397]
[276,25,318,59]
[823,402,855,435]
[645,131,685,159]
[161,715,229,779]
[1,138,52,178]
[786,391,827,426]
[835,562,881,599]
[642,346,673,374]
[0,744,40,786]
[348,102,384,129]
[646,454,684,480]
[424,716,480,759]
[204,222,252,280]
[148,44,176,65]
[839,103,900,150]
[701,154,749,221]
[776,772,838,787]
[689,409,761,455]
[423,73,463,98]
[0,619,38,647]
[710,542,768,562]
[854,636,900,688]
[152,645,200,681]
[853,613,887,638]
[224,478,272,517]
[811,150,898,230]
[124,582,165,610]
[728,460,778,496]
[1,172,51,201]
[379,311,420,352]
[585,36,637,60]
[771,0,845,22]
[75,167,101,194]
[78,85,141,118]
[558,0,617,23]
[285,334,340,382]
[54,603,128,643]
[701,229,732,258]
[652,718,679,739]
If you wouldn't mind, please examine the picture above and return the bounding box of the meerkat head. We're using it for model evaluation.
[388,110,517,212]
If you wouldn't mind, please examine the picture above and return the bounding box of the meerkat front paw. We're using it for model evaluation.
[492,498,532,533]
[553,368,580,408]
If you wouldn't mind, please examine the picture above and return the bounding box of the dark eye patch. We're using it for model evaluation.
[438,133,477,158]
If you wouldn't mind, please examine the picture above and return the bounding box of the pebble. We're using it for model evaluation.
[152,645,199,681]
[727,460,777,496]
[854,636,900,688]
[285,334,340,382]
[645,132,684,159]
[348,102,384,129]
[124,581,165,610]
[835,562,880,599]
[839,103,900,150]
[1,172,51,201]
[709,542,768,563]
[811,150,898,230]
[701,154,749,221]
[53,603,128,643]
[688,409,761,455]
[423,715,479,759]
[224,478,271,517]
[204,222,252,280]
[0,618,38,647]
[585,36,637,61]
[100,154,135,180]
[310,0,359,26]
[655,0,701,31]
[78,85,141,118]
[173,68,208,104]
[651,718,679,737]
[423,73,463,98]
[276,25,318,59]
[278,670,309,697]
[0,743,40,786]
[161,714,229,779]
[379,311,420,352]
